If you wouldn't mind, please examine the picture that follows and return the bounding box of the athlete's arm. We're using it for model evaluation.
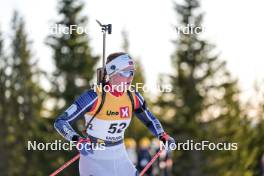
[134,92,165,137]
[54,89,98,141]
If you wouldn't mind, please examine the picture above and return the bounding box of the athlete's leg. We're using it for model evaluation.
[115,152,138,176]
[79,154,115,176]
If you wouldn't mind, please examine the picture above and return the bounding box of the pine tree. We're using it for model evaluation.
[155,0,242,175]
[46,0,99,109]
[203,81,244,176]
[0,26,9,176]
[6,11,46,175]
[210,83,264,176]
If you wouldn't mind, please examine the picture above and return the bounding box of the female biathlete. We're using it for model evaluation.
[54,52,175,176]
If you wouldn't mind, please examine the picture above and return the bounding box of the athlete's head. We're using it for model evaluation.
[105,52,135,89]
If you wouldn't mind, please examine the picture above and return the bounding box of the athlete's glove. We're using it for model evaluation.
[159,132,175,151]
[73,135,93,156]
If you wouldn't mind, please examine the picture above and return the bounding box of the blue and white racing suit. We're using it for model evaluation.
[54,88,165,176]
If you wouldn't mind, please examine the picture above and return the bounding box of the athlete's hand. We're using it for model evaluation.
[159,132,175,151]
[76,138,93,156]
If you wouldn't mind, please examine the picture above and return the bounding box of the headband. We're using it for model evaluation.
[105,54,134,75]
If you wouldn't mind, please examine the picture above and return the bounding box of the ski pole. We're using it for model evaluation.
[139,149,163,176]
[49,153,80,176]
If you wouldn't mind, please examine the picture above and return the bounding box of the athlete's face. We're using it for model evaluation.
[109,65,135,90]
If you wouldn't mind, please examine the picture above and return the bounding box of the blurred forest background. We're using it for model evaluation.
[0,0,264,175]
